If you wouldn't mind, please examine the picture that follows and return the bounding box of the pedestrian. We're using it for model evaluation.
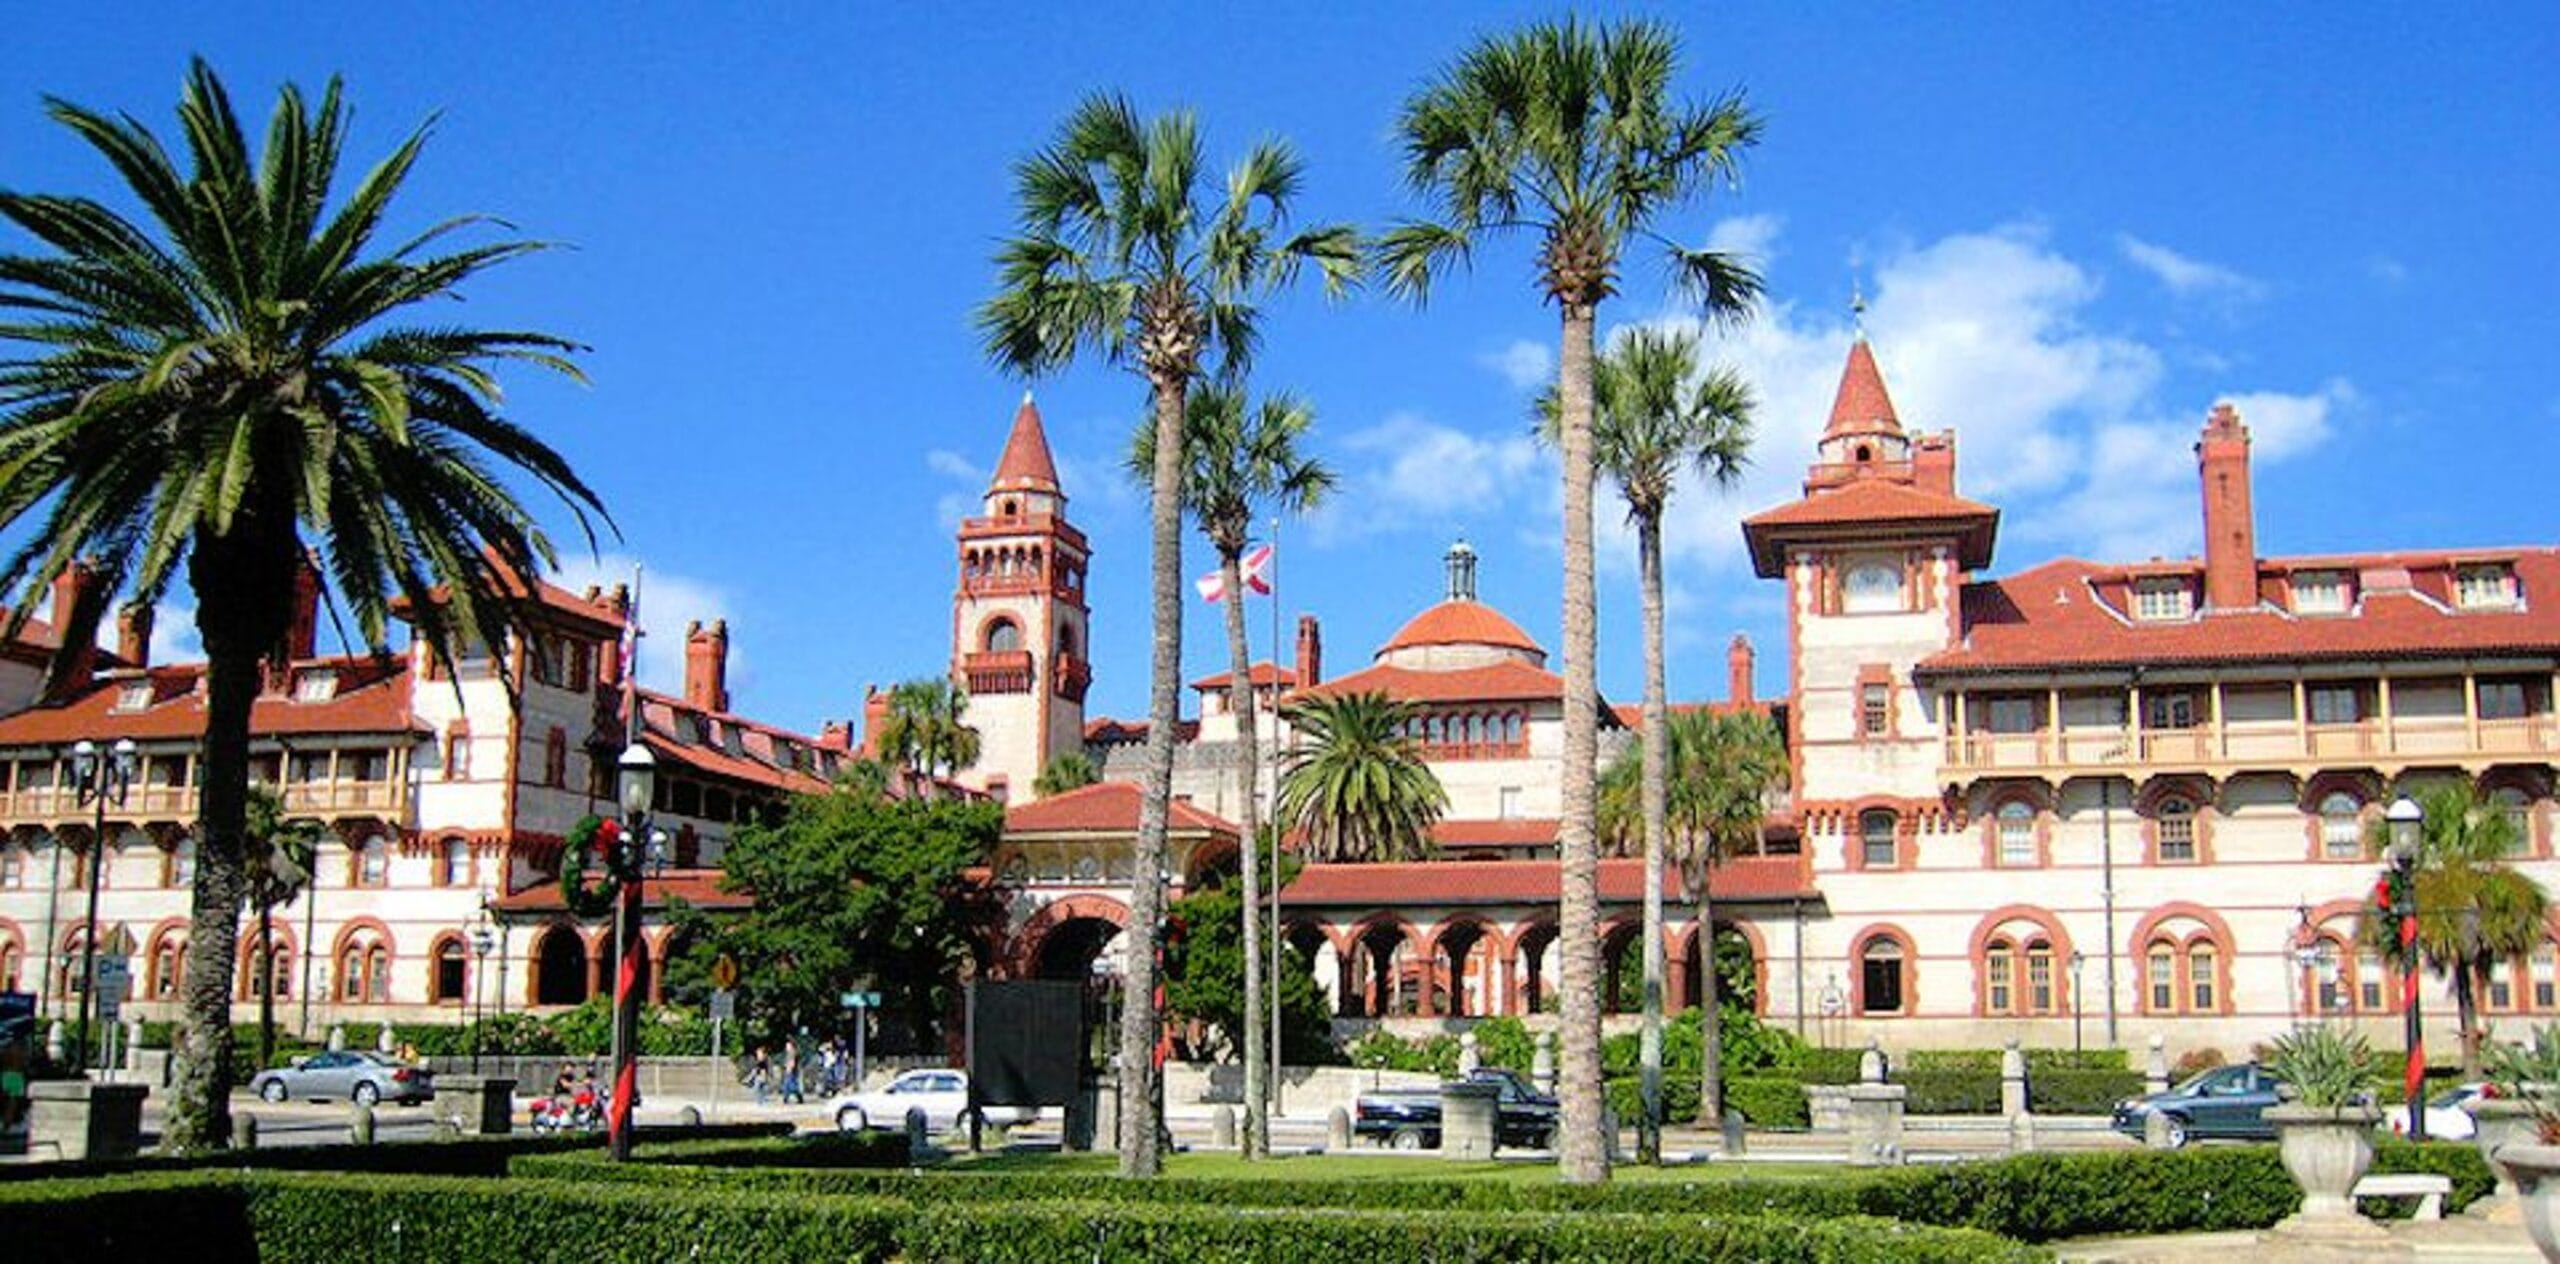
[747,1045,772,1106]
[781,1038,803,1104]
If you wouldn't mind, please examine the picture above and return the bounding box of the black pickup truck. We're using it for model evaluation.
[1352,1067,1559,1151]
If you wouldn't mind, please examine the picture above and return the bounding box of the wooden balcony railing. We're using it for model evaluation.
[1945,714,2556,776]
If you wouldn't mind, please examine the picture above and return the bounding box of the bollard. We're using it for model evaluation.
[377,1025,397,1055]
[236,1113,259,1150]
[1720,1107,1747,1157]
[2009,1111,2036,1153]
[2145,1035,2169,1095]
[1212,1104,1237,1148]
[1326,1105,1352,1152]
[1532,1031,1558,1098]
[1457,1031,1480,1077]
[1999,1041,2028,1118]
[327,1023,346,1052]
[349,1102,376,1146]
[905,1105,931,1162]
[1860,1037,1886,1084]
[125,1019,144,1071]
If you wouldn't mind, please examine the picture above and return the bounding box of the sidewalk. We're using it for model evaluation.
[2054,1216,2537,1262]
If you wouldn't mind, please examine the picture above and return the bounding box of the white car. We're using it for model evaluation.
[831,1068,1035,1133]
[2383,1082,2490,1141]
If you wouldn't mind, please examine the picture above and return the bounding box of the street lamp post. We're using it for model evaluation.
[469,923,496,1074]
[71,738,137,1073]
[2385,795,2426,1142]
[607,743,657,1161]
[2069,951,2085,1053]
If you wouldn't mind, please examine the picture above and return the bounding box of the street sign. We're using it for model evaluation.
[710,954,740,991]
[95,956,132,1021]
[708,989,736,1021]
[839,990,881,1009]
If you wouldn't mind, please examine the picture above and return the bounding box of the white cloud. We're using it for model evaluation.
[2366,255,2411,286]
[1480,339,1554,392]
[145,602,201,664]
[1312,411,1549,543]
[550,554,737,696]
[2117,235,2268,302]
[1704,213,1784,269]
[2225,379,2353,462]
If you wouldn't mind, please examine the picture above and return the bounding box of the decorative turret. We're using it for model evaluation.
[1816,335,1912,470]
[1445,537,1479,602]
[954,394,1089,801]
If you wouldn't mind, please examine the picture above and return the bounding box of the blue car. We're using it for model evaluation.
[2110,1062,2286,1148]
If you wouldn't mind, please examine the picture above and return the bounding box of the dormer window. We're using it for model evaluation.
[114,682,153,712]
[772,740,798,771]
[2133,578,2194,621]
[2293,570,2348,615]
[2457,563,2518,610]
[293,669,338,702]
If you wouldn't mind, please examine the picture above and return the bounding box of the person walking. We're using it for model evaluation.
[747,1045,772,1107]
[781,1038,804,1105]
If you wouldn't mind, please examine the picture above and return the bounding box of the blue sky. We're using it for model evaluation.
[4,4,2553,735]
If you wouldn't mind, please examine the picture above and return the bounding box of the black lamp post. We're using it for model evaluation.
[2384,794,2425,1141]
[71,737,137,1073]
[607,743,656,1161]
[469,923,495,1073]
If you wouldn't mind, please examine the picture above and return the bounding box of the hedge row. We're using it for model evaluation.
[0,1120,792,1184]
[512,1139,2495,1245]
[1647,1067,2145,1129]
[0,1171,2031,1264]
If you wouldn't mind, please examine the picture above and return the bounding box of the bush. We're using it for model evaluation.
[0,1120,791,1185]
[1724,1075,1811,1128]
[2027,1069,2145,1114]
[1897,1069,2000,1114]
[1771,1044,1865,1083]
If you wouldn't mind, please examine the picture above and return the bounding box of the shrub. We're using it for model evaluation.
[1345,1028,1459,1076]
[1897,1069,2000,1114]
[2026,1069,2145,1114]
[1724,1075,1811,1128]
[1771,1044,1865,1083]
[2170,1046,2226,1080]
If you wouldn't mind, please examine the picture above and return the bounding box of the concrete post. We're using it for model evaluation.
[905,1105,930,1162]
[1720,1108,1748,1156]
[1440,1080,1498,1160]
[1211,1103,1237,1149]
[348,1101,376,1145]
[2145,1035,2169,1095]
[1326,1105,1352,1152]
[376,1025,396,1055]
[1859,1040,1885,1084]
[123,1019,143,1071]
[27,1081,146,1162]
[2009,1111,2036,1153]
[45,1020,64,1065]
[327,1023,346,1052]
[2000,1041,2028,1118]
[1532,1031,1557,1097]
[236,1113,258,1150]
[1843,1083,1907,1167]
[434,1075,516,1136]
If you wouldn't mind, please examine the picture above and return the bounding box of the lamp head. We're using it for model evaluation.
[110,737,136,777]
[71,739,96,780]
[470,926,495,955]
[2385,795,2423,862]
[618,744,657,818]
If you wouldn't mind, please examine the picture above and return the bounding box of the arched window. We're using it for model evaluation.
[1995,801,2036,867]
[2026,939,2056,1013]
[2155,797,2197,863]
[1859,810,1898,868]
[0,938,20,992]
[2143,930,2222,1014]
[338,931,392,1003]
[437,837,471,888]
[355,836,389,888]
[2318,792,2363,860]
[241,930,292,1001]
[985,619,1022,652]
[431,937,467,1004]
[1985,938,2014,1013]
[149,932,187,999]
[1858,935,1907,1015]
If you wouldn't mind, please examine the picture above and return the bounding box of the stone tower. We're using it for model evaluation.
[951,394,1091,802]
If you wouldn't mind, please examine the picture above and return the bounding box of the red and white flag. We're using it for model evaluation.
[1195,543,1274,603]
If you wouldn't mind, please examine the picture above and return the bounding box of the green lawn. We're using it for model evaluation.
[948,1150,1846,1183]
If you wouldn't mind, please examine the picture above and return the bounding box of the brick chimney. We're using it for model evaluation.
[1294,614,1322,689]
[1727,632,1756,706]
[115,603,154,668]
[43,561,105,698]
[2196,402,2258,611]
[859,683,892,757]
[597,584,631,688]
[818,720,853,753]
[683,619,729,713]
[1912,432,1957,497]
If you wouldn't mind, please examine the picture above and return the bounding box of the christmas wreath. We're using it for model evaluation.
[558,814,626,918]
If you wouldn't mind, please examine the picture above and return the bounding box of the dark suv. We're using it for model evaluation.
[2110,1062,2285,1148]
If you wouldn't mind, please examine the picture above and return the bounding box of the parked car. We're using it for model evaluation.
[831,1068,1034,1134]
[2110,1062,2286,1148]
[248,1050,435,1106]
[1354,1067,1559,1151]
[2384,1082,2490,1141]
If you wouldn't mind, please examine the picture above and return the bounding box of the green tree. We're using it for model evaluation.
[241,784,321,1072]
[1541,324,1754,1159]
[1031,751,1100,798]
[0,63,607,1150]
[1599,706,1784,1125]
[1163,857,1334,1068]
[1274,691,1447,863]
[669,790,1004,1053]
[978,92,1356,1176]
[1380,17,1761,1182]
[2361,783,2549,1077]
[1133,380,1333,1157]
[872,677,979,788]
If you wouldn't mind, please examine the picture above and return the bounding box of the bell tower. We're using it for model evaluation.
[951,393,1091,802]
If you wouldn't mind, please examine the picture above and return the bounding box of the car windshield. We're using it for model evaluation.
[2430,1086,2476,1109]
[2170,1067,2232,1095]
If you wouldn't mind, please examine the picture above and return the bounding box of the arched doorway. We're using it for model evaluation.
[532,925,590,1006]
[1434,921,1493,1017]
[1600,922,1644,1014]
[1350,922,1416,1017]
[1032,917,1122,982]
[1514,921,1559,1016]
[1681,922,1760,1014]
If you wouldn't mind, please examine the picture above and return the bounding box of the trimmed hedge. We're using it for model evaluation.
[1726,1075,1811,1127]
[0,1120,792,1184]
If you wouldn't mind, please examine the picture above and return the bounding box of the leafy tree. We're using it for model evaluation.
[873,676,980,787]
[667,790,1004,1054]
[1542,324,1754,1159]
[1133,380,1333,1156]
[1163,859,1334,1068]
[1275,690,1447,863]
[978,92,1356,1176]
[0,62,607,1150]
[1381,17,1761,1181]
[241,784,321,1071]
[1032,751,1100,797]
[2360,783,2549,1076]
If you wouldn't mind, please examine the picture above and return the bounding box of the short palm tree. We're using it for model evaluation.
[978,93,1355,1176]
[0,62,608,1151]
[1381,17,1761,1181]
[1542,325,1754,1158]
[1032,751,1100,798]
[2360,784,2549,1077]
[1275,691,1447,864]
[874,676,980,789]
[1133,380,1333,1158]
[241,784,321,1072]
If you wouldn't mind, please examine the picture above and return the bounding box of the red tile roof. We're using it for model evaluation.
[1292,658,1567,706]
[1004,780,1238,837]
[1741,478,2000,577]
[491,867,754,913]
[989,395,1063,495]
[634,690,836,795]
[1281,853,1811,906]
[0,656,420,745]
[1431,817,1558,848]
[1918,549,2560,675]
[1191,661,1298,691]
[1824,338,1903,439]
[1378,600,1543,657]
[1083,717,1198,745]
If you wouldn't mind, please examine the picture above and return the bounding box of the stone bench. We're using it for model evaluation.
[2351,1172,2451,1220]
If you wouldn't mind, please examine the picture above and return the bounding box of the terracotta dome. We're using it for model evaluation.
[1379,600,1543,657]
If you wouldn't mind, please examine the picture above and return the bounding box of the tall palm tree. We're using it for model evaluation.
[1133,381,1333,1158]
[1381,18,1761,1181]
[874,676,980,788]
[1541,326,1754,1159]
[978,93,1357,1176]
[1274,691,1447,864]
[1600,707,1784,1125]
[2361,784,2549,1077]
[241,784,320,1072]
[0,62,608,1151]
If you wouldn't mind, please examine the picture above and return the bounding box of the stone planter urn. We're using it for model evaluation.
[2493,1143,2560,1262]
[2264,1103,2388,1241]
[2466,1096,2543,1220]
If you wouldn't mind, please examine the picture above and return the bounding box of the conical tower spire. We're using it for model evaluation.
[1823,337,1903,442]
[988,391,1063,497]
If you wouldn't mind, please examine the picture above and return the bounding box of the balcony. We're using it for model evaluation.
[1945,713,2558,780]
[1053,654,1092,702]
[961,650,1035,696]
[0,778,403,824]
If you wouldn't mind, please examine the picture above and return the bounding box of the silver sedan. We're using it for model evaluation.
[248,1050,435,1106]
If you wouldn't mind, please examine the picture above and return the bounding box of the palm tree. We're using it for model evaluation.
[0,63,608,1151]
[1032,751,1100,798]
[1541,326,1754,1159]
[2361,784,2549,1077]
[241,784,320,1072]
[1133,381,1333,1158]
[978,93,1356,1176]
[1381,18,1762,1181]
[1274,691,1447,864]
[1601,707,1784,1125]
[873,677,980,789]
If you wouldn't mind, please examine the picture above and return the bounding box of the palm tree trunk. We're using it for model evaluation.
[164,638,258,1152]
[257,900,275,1071]
[2459,956,2487,1079]
[1636,510,1666,1165]
[1221,547,1268,1159]
[1555,297,1607,1183]
[1122,371,1187,1177]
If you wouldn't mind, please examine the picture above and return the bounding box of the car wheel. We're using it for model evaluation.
[837,1106,868,1133]
[352,1082,381,1107]
[2160,1114,2189,1150]
[1389,1126,1426,1151]
[259,1080,288,1103]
